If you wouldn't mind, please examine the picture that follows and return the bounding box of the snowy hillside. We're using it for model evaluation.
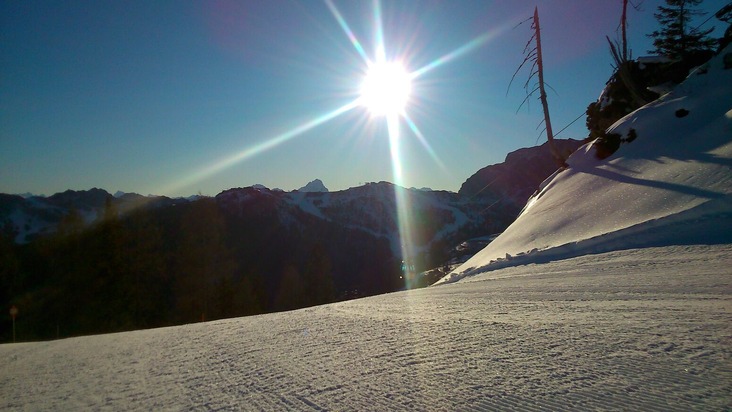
[438,45,732,284]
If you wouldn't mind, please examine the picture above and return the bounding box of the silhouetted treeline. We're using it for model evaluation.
[0,197,403,341]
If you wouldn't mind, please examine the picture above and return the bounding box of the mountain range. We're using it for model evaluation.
[1,138,582,248]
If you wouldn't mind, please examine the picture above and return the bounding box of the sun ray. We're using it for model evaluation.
[372,0,386,62]
[386,114,404,182]
[402,112,448,173]
[410,21,515,79]
[323,0,372,66]
[162,99,360,195]
[387,113,418,289]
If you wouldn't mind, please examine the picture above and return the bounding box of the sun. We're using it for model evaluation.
[359,61,412,117]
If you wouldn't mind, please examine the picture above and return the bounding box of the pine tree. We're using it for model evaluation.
[56,208,85,238]
[302,243,335,306]
[648,0,717,59]
[274,264,305,311]
[173,198,236,322]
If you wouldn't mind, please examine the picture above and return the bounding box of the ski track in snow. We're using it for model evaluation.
[1,245,731,411]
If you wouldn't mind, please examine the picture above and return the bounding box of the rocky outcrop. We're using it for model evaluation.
[459,139,584,213]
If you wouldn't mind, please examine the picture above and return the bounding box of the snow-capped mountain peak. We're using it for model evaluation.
[298,179,329,193]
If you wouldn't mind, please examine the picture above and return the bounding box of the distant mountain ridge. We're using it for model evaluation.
[1,141,579,246]
[215,181,512,259]
[0,190,179,243]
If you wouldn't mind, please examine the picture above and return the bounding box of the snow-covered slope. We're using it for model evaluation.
[438,46,732,284]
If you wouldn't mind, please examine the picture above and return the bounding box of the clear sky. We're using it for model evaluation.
[1,0,728,197]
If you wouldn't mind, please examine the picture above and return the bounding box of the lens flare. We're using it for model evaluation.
[410,21,515,79]
[324,0,371,66]
[387,113,419,288]
[402,112,447,173]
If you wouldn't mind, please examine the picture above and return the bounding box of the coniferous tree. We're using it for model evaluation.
[274,264,305,311]
[173,198,236,322]
[57,208,85,238]
[648,0,717,59]
[117,212,168,329]
[0,227,21,336]
[302,243,335,306]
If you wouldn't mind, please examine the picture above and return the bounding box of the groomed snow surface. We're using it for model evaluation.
[1,245,730,410]
[2,42,731,412]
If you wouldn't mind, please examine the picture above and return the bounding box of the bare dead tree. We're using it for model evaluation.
[607,0,648,109]
[622,0,629,60]
[533,8,565,167]
[509,7,566,168]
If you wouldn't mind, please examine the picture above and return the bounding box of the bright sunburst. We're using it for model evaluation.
[168,1,508,195]
[167,1,511,286]
[360,61,412,117]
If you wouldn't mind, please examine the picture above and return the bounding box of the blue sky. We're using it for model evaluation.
[1,0,728,197]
